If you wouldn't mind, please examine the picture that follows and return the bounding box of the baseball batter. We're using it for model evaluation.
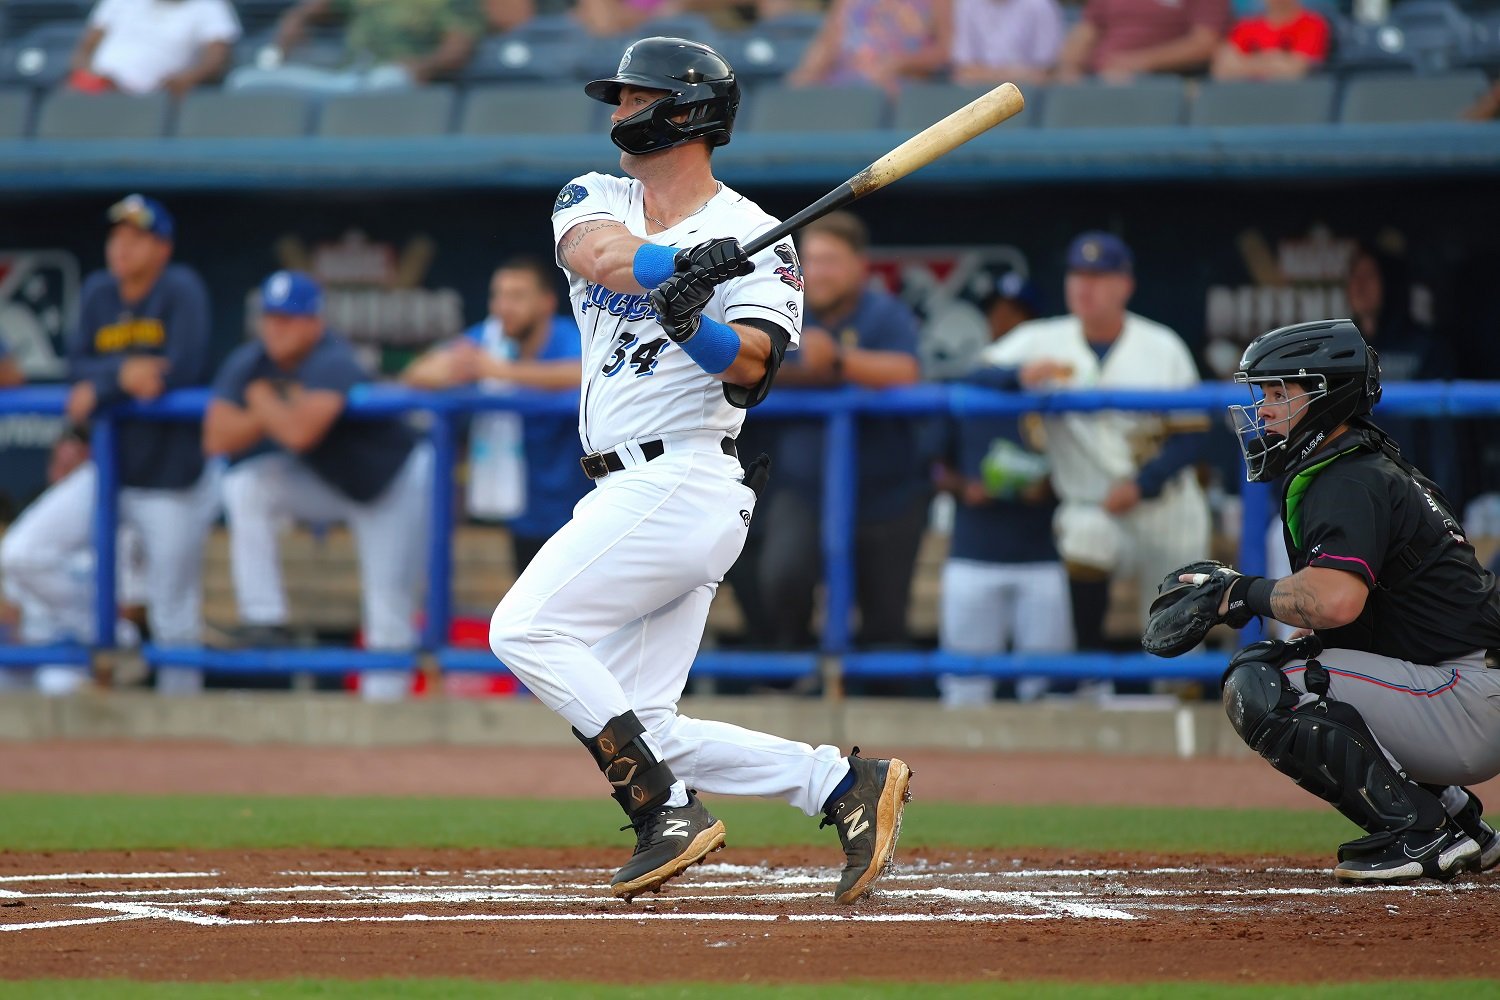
[1145,319,1500,884]
[487,36,911,903]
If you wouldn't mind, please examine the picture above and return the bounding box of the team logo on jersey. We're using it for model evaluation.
[554,183,589,214]
[582,282,656,322]
[773,243,803,291]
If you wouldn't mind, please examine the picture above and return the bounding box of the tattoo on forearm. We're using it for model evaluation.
[1270,577,1321,628]
[559,220,613,265]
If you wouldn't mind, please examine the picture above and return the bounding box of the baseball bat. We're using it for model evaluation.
[742,82,1025,258]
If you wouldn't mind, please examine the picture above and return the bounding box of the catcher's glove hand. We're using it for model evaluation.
[1141,560,1256,658]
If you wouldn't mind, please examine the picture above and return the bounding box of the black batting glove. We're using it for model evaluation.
[671,237,755,282]
[650,268,716,344]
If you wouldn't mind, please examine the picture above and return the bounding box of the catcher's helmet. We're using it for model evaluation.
[585,36,739,155]
[1229,318,1382,482]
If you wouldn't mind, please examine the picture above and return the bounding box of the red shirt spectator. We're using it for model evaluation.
[1212,0,1329,80]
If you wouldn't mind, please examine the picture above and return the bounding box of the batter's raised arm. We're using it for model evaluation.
[558,218,685,297]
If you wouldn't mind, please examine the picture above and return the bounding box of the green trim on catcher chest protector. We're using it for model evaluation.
[1284,447,1361,550]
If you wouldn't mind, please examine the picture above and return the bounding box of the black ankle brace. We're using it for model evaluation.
[574,710,675,818]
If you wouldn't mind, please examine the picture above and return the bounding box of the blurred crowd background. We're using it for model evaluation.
[0,0,1497,703]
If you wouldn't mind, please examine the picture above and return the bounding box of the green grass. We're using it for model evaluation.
[1,982,1497,1000]
[0,793,1357,855]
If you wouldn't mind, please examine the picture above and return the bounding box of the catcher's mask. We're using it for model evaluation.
[1228,319,1382,482]
[585,36,739,155]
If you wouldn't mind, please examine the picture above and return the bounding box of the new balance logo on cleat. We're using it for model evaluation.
[662,819,691,838]
[843,805,870,838]
[610,791,726,902]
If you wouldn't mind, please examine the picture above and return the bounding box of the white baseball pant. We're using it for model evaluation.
[937,558,1075,706]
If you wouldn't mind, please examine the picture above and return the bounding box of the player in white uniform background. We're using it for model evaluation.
[486,36,911,904]
[973,232,1212,663]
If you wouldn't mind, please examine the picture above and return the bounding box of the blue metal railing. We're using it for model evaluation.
[1,380,1491,683]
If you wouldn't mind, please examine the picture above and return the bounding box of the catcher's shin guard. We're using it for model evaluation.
[1221,649,1448,837]
[574,710,675,818]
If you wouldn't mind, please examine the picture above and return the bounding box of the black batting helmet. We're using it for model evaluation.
[1228,318,1383,482]
[585,36,739,155]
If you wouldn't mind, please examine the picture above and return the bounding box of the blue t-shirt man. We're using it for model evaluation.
[213,331,416,504]
[70,262,212,490]
[462,313,589,543]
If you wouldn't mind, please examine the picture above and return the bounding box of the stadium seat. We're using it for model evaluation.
[318,87,457,137]
[459,85,597,135]
[717,31,811,86]
[1458,11,1500,69]
[1338,68,1491,121]
[235,0,298,36]
[754,10,825,42]
[175,90,312,138]
[893,82,1029,132]
[0,89,32,138]
[1039,78,1186,128]
[1,0,90,40]
[464,33,584,82]
[741,84,887,133]
[34,90,170,139]
[1390,0,1476,72]
[0,22,85,90]
[1189,78,1339,126]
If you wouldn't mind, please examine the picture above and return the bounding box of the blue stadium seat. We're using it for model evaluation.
[1328,15,1410,73]
[35,91,171,139]
[754,10,824,42]
[459,85,598,135]
[465,33,584,82]
[1458,10,1500,69]
[1039,78,1186,128]
[1391,0,1477,72]
[1189,78,1339,126]
[318,86,457,137]
[0,22,85,90]
[2,0,90,40]
[0,89,32,138]
[741,84,888,133]
[235,0,298,36]
[718,31,812,86]
[893,82,1032,132]
[1338,68,1491,121]
[635,13,721,45]
[175,90,313,138]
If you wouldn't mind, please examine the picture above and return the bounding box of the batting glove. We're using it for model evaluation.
[672,237,755,282]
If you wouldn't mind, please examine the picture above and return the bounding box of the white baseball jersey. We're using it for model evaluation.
[978,311,1205,503]
[551,172,803,453]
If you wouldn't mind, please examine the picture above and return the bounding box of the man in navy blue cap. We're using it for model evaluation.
[204,270,431,701]
[0,193,219,695]
[968,231,1212,674]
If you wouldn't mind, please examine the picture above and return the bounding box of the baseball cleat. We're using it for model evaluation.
[1452,789,1500,873]
[611,791,726,902]
[1333,824,1479,885]
[821,748,913,905]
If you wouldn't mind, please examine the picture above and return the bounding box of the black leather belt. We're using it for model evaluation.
[580,436,737,480]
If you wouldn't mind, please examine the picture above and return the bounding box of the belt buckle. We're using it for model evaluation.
[580,452,610,480]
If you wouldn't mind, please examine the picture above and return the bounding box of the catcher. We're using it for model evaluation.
[1143,318,1500,884]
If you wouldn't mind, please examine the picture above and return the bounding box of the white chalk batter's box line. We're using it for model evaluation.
[2,864,1494,933]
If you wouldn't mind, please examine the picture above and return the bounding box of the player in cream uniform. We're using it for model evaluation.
[976,233,1211,652]
[488,36,912,906]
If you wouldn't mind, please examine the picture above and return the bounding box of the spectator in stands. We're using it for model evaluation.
[951,0,1066,86]
[229,0,484,92]
[969,233,1211,668]
[205,271,432,701]
[68,0,241,97]
[485,0,571,33]
[786,0,954,97]
[1055,0,1230,82]
[0,195,218,696]
[1345,239,1457,494]
[1210,0,1330,81]
[755,212,926,650]
[937,272,1073,707]
[401,257,588,574]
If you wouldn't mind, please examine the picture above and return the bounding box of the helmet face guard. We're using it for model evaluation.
[607,90,736,155]
[1228,375,1329,482]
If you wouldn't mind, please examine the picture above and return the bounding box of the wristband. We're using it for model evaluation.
[1246,576,1277,619]
[632,243,678,290]
[676,316,740,375]
[1224,574,1272,629]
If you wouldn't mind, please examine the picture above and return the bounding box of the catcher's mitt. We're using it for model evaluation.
[1141,560,1242,658]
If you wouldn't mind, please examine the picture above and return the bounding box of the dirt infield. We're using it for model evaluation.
[3,743,1500,984]
[2,847,1499,983]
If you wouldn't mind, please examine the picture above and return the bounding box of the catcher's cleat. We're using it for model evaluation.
[1333,823,1479,885]
[821,748,912,905]
[1452,790,1500,873]
[611,791,725,902]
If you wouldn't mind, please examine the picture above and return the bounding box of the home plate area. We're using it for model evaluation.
[5,859,1499,933]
